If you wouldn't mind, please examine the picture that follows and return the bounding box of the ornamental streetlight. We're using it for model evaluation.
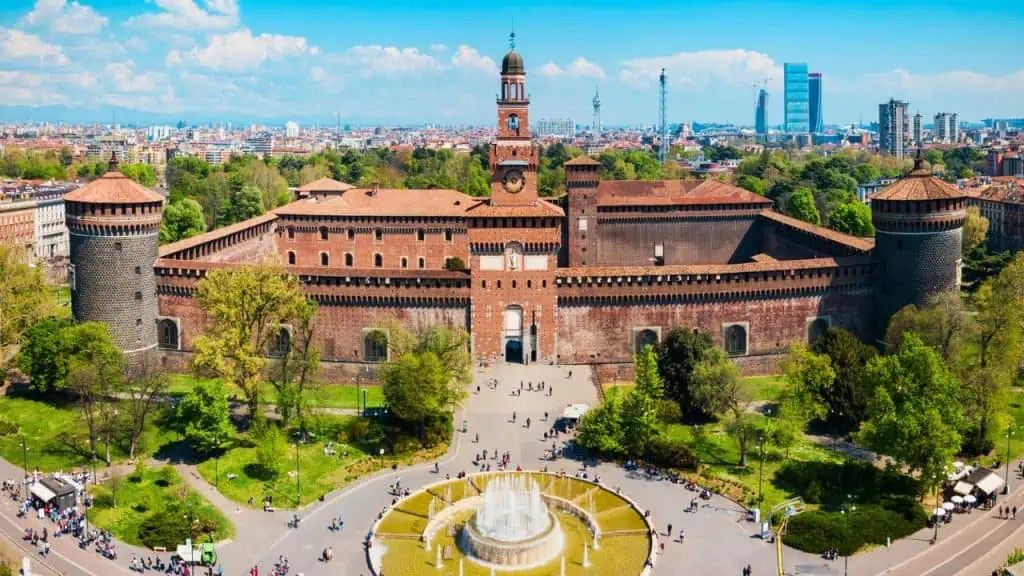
[842,495,855,576]
[18,434,28,500]
[1004,424,1014,495]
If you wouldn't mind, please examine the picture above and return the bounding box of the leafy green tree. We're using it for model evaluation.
[811,328,878,433]
[828,202,874,237]
[787,187,821,225]
[271,299,319,429]
[376,320,473,390]
[692,348,753,465]
[0,245,58,379]
[19,317,74,393]
[779,344,834,423]
[736,175,766,195]
[619,387,659,455]
[219,185,265,226]
[576,396,624,456]
[253,424,286,479]
[119,163,157,187]
[65,322,123,464]
[160,199,207,244]
[634,345,664,400]
[175,378,233,455]
[851,164,881,184]
[381,351,454,425]
[861,335,962,496]
[657,327,715,420]
[962,206,989,256]
[884,290,966,363]
[193,264,306,417]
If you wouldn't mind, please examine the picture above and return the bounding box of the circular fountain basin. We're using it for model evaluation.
[461,510,564,567]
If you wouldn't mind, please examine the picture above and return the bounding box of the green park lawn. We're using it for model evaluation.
[89,465,233,550]
[604,374,787,404]
[0,396,177,472]
[166,374,385,411]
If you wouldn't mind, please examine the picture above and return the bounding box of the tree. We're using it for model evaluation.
[160,199,207,244]
[576,395,624,456]
[0,245,57,380]
[787,187,821,225]
[962,206,989,256]
[633,345,664,400]
[119,163,157,187]
[381,351,454,430]
[220,185,265,226]
[619,387,659,456]
[691,348,753,465]
[253,424,286,479]
[861,335,962,496]
[736,175,766,196]
[884,291,966,363]
[376,320,473,390]
[811,328,878,433]
[19,317,74,393]
[828,202,874,237]
[175,378,233,455]
[65,322,123,464]
[122,359,170,460]
[270,299,319,430]
[657,327,715,420]
[779,344,834,423]
[192,264,306,417]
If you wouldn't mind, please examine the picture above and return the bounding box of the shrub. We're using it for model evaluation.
[0,562,13,576]
[0,417,18,436]
[643,437,698,471]
[343,417,371,443]
[155,466,178,488]
[785,505,927,555]
[252,425,286,480]
[656,399,682,425]
[1007,547,1024,567]
[138,509,190,549]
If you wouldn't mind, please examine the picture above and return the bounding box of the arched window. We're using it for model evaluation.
[320,252,329,266]
[347,228,355,240]
[287,251,296,265]
[444,229,453,243]
[418,257,425,269]
[157,319,178,350]
[725,324,747,356]
[268,327,290,358]
[374,253,383,267]
[287,227,295,239]
[401,257,408,269]
[808,317,830,343]
[345,253,353,267]
[417,228,425,242]
[634,329,659,356]
[364,330,388,362]
[375,228,383,241]
[319,226,329,240]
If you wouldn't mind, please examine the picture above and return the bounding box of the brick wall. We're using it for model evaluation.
[594,215,761,265]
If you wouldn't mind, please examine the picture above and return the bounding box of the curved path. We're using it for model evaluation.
[1,363,1021,575]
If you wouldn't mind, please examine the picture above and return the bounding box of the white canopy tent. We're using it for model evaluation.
[29,482,56,504]
[952,481,973,496]
[973,473,1005,496]
[561,404,591,421]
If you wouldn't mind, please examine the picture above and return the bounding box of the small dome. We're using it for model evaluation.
[502,51,524,75]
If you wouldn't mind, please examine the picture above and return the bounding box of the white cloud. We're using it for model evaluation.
[0,28,68,65]
[539,62,563,77]
[0,85,69,106]
[23,0,108,35]
[0,70,45,87]
[59,71,97,89]
[619,49,780,89]
[125,36,147,52]
[166,29,318,72]
[430,43,448,53]
[450,45,497,75]
[866,68,1024,97]
[338,45,441,77]
[539,58,605,79]
[128,0,239,30]
[105,61,163,92]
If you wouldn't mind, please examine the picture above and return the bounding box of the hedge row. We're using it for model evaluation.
[784,504,927,556]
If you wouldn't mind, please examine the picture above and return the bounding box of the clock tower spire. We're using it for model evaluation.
[490,33,539,206]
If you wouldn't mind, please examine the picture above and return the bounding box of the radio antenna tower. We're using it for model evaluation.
[658,68,668,164]
[592,87,601,138]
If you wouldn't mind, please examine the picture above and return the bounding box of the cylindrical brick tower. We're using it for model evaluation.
[65,155,164,369]
[871,156,967,335]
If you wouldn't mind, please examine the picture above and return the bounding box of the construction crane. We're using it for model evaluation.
[658,68,667,164]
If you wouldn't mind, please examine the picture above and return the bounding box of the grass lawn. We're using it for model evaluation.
[0,396,177,472]
[89,465,233,549]
[195,424,369,508]
[745,375,788,403]
[166,374,385,411]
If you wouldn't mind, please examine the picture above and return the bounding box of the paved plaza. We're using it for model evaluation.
[1,363,1023,575]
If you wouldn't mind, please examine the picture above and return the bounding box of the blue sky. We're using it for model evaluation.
[1,0,1022,125]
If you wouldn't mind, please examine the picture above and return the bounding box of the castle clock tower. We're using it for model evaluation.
[490,31,540,207]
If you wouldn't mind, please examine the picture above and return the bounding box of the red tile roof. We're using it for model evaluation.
[276,187,477,217]
[296,177,355,192]
[465,199,565,217]
[596,179,771,207]
[564,156,601,166]
[759,210,875,252]
[557,255,873,278]
[870,168,966,201]
[159,212,278,257]
[64,170,164,204]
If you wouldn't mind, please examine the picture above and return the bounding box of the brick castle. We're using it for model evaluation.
[67,42,967,381]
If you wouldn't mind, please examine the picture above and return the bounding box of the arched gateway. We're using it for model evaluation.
[504,305,524,363]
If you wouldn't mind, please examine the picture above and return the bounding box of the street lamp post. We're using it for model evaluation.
[357,372,362,417]
[215,437,222,490]
[1004,425,1013,495]
[843,498,855,576]
[378,406,386,466]
[186,503,195,565]
[294,440,301,508]
[19,434,28,500]
[757,435,765,510]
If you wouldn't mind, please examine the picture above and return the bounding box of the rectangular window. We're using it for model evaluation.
[577,217,588,232]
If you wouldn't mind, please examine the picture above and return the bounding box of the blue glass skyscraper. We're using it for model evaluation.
[755,88,768,135]
[809,72,823,133]
[783,63,810,133]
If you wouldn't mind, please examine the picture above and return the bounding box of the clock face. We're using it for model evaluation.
[503,169,525,193]
[506,114,520,132]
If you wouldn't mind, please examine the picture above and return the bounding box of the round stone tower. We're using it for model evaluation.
[871,155,967,334]
[65,155,164,369]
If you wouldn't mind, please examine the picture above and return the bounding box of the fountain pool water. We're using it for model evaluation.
[474,475,551,541]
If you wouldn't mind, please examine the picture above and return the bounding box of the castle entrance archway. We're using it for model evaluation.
[504,305,524,363]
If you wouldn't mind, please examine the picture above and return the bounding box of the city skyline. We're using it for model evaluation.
[0,0,1023,125]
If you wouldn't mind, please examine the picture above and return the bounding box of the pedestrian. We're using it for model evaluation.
[526,417,531,429]
[678,529,685,542]
[512,411,517,423]
[659,542,665,554]
[1015,506,1018,519]
[667,522,672,536]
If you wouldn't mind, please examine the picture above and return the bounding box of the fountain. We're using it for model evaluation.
[583,543,590,568]
[461,475,564,567]
[436,546,442,569]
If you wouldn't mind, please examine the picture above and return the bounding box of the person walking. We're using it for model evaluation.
[512,412,517,423]
[667,522,672,536]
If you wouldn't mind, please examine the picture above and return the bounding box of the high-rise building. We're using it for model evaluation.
[808,72,823,133]
[934,113,959,143]
[783,63,810,133]
[879,99,909,158]
[285,121,300,139]
[755,88,768,135]
[592,88,601,136]
[912,113,923,146]
[534,118,575,139]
